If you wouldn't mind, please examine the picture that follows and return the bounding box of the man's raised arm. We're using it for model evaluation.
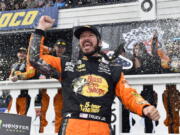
[28,16,61,79]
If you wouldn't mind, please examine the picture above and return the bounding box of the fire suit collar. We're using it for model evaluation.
[82,55,102,61]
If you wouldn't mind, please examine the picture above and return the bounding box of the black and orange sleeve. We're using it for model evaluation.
[28,29,61,79]
[115,73,150,116]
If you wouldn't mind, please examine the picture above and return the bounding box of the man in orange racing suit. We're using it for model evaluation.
[10,47,50,132]
[43,39,68,133]
[9,47,31,115]
[28,16,160,135]
[15,44,63,133]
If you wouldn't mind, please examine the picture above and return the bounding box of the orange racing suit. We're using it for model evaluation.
[28,29,150,135]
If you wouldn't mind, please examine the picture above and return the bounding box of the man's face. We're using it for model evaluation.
[79,31,100,55]
[54,46,66,57]
[17,51,27,60]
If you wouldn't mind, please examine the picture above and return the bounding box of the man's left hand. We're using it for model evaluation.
[143,105,160,121]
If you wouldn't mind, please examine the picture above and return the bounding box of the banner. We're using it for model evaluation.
[0,113,31,135]
[0,7,58,31]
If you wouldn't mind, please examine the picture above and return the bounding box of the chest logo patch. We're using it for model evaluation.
[72,74,108,97]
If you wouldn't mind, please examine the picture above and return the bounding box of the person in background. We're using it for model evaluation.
[9,45,51,133]
[150,31,170,72]
[11,39,67,133]
[0,1,6,11]
[36,0,47,8]
[5,0,15,10]
[52,39,68,133]
[130,42,162,74]
[9,47,31,115]
[14,39,68,133]
[9,47,29,81]
[14,2,21,10]
[28,16,160,135]
[0,90,12,113]
[52,38,69,58]
[166,38,180,73]
[34,88,50,133]
[22,0,38,9]
[53,87,63,133]
[14,0,24,9]
[9,47,50,133]
[45,0,54,7]
[42,38,69,133]
[53,0,66,9]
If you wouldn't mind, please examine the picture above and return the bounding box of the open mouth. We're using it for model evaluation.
[83,42,92,50]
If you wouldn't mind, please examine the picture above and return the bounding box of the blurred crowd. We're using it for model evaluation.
[0,0,68,11]
[0,0,136,11]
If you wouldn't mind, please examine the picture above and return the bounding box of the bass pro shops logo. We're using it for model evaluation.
[72,74,108,97]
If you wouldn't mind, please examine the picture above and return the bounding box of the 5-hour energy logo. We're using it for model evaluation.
[80,102,101,113]
[0,10,39,28]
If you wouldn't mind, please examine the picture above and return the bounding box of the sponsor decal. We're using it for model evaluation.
[72,74,108,97]
[79,113,88,118]
[88,114,106,121]
[98,62,111,75]
[100,57,109,64]
[131,91,149,104]
[72,78,88,94]
[0,113,31,135]
[76,64,86,72]
[79,113,106,121]
[64,62,75,72]
[82,56,88,61]
[65,113,72,118]
[0,7,58,31]
[80,102,101,113]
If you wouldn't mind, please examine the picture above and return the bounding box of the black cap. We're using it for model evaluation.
[54,39,67,47]
[74,25,101,40]
[18,47,27,53]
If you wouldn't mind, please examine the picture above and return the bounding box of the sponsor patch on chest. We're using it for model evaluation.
[98,62,111,75]
[64,62,75,72]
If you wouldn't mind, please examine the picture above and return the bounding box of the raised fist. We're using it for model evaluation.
[37,16,55,31]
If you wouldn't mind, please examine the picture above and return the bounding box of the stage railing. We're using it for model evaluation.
[0,73,180,135]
